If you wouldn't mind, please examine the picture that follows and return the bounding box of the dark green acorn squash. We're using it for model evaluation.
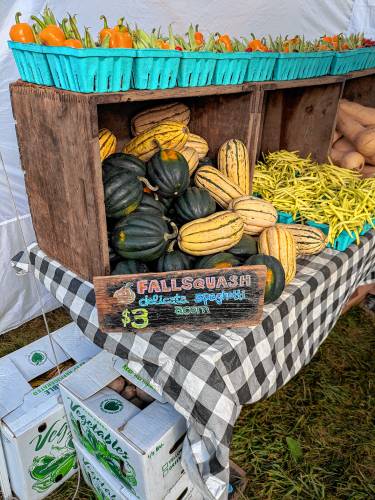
[133,193,166,216]
[102,153,146,180]
[196,253,241,270]
[228,235,258,260]
[245,254,285,304]
[111,259,149,275]
[112,214,178,261]
[156,242,195,272]
[174,187,216,223]
[104,170,143,218]
[147,149,189,198]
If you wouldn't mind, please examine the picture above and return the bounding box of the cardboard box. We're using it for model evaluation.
[60,351,186,500]
[0,322,101,500]
[76,439,200,500]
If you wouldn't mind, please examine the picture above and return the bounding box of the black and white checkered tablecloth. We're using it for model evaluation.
[12,233,375,500]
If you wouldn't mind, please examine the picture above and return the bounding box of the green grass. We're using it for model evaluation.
[0,306,374,499]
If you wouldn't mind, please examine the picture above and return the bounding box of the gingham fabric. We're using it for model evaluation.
[11,232,375,500]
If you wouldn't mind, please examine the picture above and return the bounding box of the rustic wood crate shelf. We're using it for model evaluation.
[10,68,375,281]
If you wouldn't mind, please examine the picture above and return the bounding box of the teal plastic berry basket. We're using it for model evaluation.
[273,51,333,80]
[212,52,249,85]
[277,211,296,224]
[43,46,136,92]
[8,41,53,86]
[307,218,375,251]
[330,48,369,75]
[244,52,278,82]
[362,47,375,69]
[133,49,181,90]
[177,51,218,87]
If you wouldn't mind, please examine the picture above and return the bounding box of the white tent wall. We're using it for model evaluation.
[0,0,361,334]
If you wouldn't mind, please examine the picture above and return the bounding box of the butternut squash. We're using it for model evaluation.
[340,99,375,127]
[334,137,355,152]
[330,148,365,171]
[365,153,375,166]
[336,109,375,157]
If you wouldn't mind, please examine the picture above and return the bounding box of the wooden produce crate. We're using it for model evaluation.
[10,81,264,281]
[10,69,375,281]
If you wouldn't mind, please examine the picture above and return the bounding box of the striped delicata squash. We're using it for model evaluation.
[131,102,190,136]
[180,147,200,175]
[218,139,250,194]
[99,128,117,161]
[194,166,245,208]
[228,196,277,235]
[178,211,244,256]
[258,225,296,284]
[185,133,209,159]
[123,121,189,161]
[281,224,327,255]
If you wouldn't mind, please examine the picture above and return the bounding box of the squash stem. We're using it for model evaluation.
[165,221,179,241]
[139,177,158,192]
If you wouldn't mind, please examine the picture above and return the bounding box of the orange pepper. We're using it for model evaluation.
[218,34,232,52]
[63,39,83,48]
[39,25,66,46]
[156,39,170,49]
[9,12,35,43]
[99,15,114,44]
[115,30,133,48]
[99,16,132,48]
[248,39,267,52]
[194,29,204,46]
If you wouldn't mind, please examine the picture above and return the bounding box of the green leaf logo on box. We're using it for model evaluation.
[28,350,47,366]
[100,399,124,414]
[28,420,76,493]
[68,398,138,496]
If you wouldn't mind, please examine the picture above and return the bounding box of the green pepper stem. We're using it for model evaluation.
[30,15,45,30]
[100,15,109,29]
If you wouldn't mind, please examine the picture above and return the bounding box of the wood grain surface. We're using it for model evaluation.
[94,265,266,334]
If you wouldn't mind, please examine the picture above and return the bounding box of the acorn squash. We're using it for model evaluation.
[111,260,149,275]
[102,153,146,180]
[196,252,241,269]
[112,214,178,261]
[133,193,166,215]
[174,187,216,223]
[228,235,258,260]
[104,170,143,218]
[156,242,195,272]
[245,254,285,304]
[147,149,190,198]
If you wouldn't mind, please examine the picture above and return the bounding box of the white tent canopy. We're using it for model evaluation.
[0,0,373,333]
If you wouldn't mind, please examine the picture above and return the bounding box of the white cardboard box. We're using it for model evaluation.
[60,350,186,500]
[0,322,101,500]
[75,439,201,500]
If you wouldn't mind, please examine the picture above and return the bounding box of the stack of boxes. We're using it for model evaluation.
[60,350,202,499]
[0,322,101,499]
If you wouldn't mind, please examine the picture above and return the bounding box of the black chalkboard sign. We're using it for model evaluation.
[94,265,266,334]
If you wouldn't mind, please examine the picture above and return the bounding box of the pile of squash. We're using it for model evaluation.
[331,99,375,178]
[101,102,327,305]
